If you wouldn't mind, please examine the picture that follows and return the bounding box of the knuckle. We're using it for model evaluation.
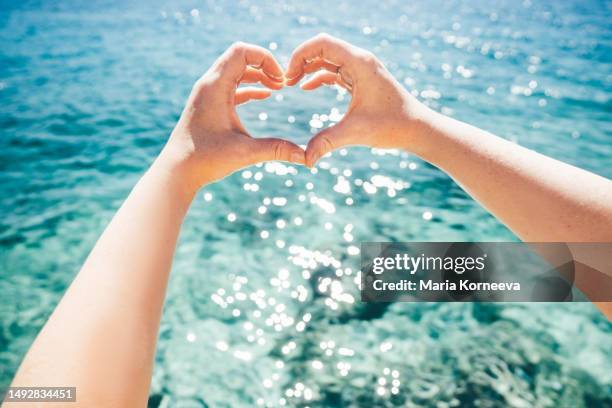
[192,76,211,93]
[358,50,383,71]
[315,32,333,43]
[259,49,275,67]
[361,51,377,65]
[261,47,274,58]
[229,41,247,55]
[320,134,334,152]
[274,140,289,160]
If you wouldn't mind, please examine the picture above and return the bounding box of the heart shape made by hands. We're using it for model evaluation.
[233,34,412,168]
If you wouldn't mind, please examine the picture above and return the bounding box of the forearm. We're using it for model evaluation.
[411,108,612,242]
[9,152,195,407]
[406,109,612,319]
[7,41,303,407]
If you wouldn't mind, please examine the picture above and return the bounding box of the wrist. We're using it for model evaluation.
[151,144,201,202]
[398,99,438,156]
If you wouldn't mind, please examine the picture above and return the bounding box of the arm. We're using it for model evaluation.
[285,34,612,317]
[410,111,612,243]
[7,43,304,407]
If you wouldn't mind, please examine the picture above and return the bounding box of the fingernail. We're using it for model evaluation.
[285,75,298,86]
[267,73,284,82]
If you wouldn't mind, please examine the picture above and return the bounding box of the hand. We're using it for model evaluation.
[159,42,305,193]
[285,33,430,167]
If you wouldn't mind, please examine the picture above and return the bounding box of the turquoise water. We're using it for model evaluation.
[1,0,611,406]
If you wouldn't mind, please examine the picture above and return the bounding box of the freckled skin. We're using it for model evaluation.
[286,33,612,318]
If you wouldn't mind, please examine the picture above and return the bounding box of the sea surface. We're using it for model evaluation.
[1,0,611,406]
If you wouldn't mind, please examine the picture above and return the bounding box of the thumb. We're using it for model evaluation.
[248,137,306,166]
[305,120,354,167]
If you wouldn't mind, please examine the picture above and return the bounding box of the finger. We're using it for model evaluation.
[285,33,355,85]
[219,42,284,84]
[248,137,306,166]
[235,87,271,105]
[301,58,340,76]
[243,45,284,80]
[240,66,283,90]
[301,71,349,91]
[305,120,354,167]
[287,58,340,86]
[298,58,353,90]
